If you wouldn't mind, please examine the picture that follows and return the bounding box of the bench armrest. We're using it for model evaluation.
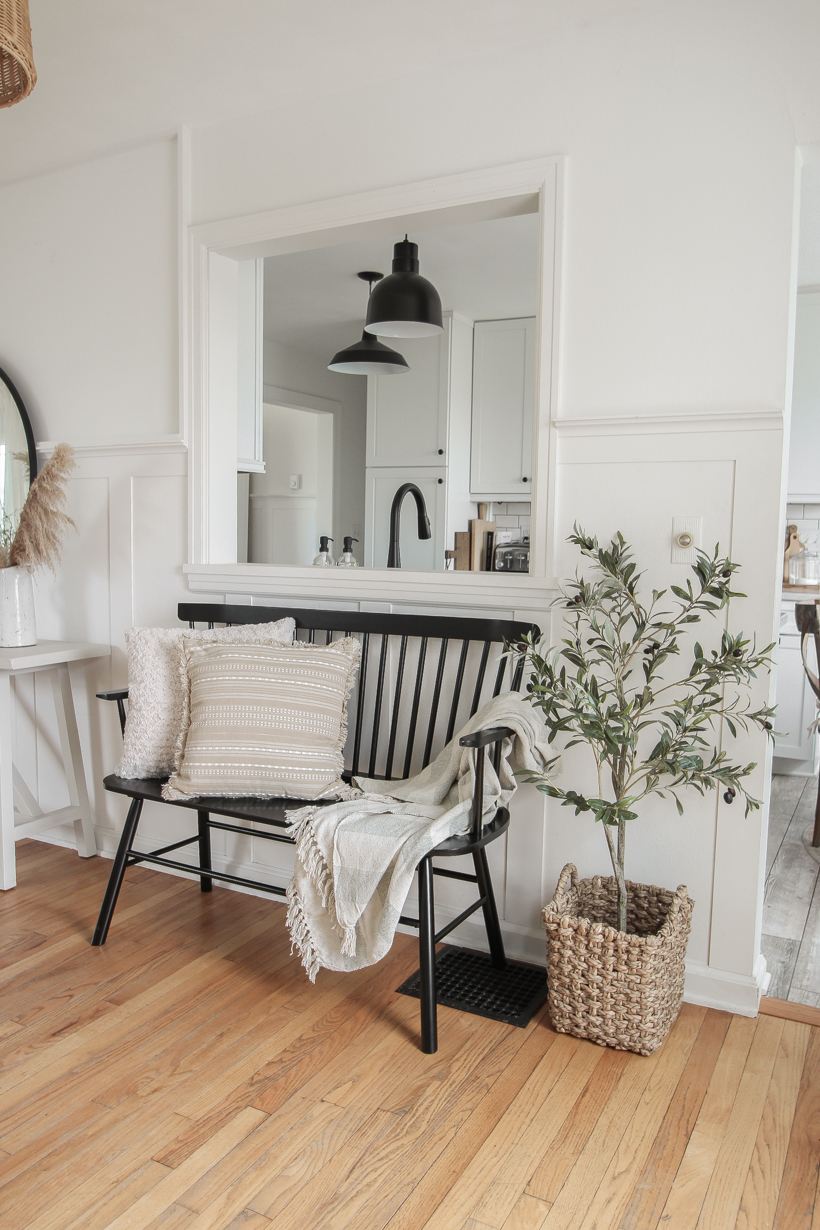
[97,688,129,738]
[459,726,514,749]
[459,726,515,840]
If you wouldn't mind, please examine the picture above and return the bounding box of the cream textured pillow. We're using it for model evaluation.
[162,638,361,802]
[117,620,295,779]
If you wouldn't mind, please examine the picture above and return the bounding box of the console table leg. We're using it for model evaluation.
[51,664,97,858]
[0,672,13,889]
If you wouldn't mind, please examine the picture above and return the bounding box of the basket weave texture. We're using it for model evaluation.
[0,0,36,109]
[543,864,694,1056]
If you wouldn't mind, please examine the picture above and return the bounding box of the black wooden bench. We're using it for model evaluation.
[93,603,538,1053]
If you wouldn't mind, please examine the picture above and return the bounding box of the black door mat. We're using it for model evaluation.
[396,944,548,1028]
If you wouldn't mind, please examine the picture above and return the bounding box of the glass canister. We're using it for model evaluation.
[789,546,820,587]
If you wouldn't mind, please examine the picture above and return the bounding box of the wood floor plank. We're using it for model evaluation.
[696,1014,785,1229]
[500,1193,551,1230]
[772,1026,820,1229]
[535,1027,678,1230]
[381,1011,557,1230]
[413,1031,575,1229]
[790,868,820,1003]
[761,997,820,1028]
[525,1047,631,1205]
[259,1015,494,1229]
[659,1013,758,1228]
[736,1020,812,1230]
[0,917,280,1118]
[766,776,806,879]
[619,1008,731,1230]
[102,1107,269,1230]
[470,1040,604,1227]
[1,840,819,1230]
[763,837,819,942]
[761,934,802,1001]
[570,1003,706,1230]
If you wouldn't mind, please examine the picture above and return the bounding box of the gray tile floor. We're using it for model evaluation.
[761,774,820,1006]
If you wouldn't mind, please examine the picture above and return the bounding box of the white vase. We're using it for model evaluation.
[0,567,36,647]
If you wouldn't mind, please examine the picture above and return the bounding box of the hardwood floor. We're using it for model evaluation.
[1,838,819,1230]
[762,775,820,1007]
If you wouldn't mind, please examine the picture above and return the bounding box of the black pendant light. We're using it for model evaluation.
[364,236,443,338]
[328,273,410,376]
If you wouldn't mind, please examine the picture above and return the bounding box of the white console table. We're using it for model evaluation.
[0,640,110,890]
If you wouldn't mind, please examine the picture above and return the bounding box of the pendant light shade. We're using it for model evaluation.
[364,238,443,338]
[328,330,410,376]
[0,0,36,108]
[328,272,410,376]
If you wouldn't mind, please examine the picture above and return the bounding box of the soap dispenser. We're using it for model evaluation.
[312,536,334,566]
[336,536,359,568]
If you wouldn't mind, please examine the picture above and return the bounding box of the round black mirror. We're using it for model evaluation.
[0,366,37,536]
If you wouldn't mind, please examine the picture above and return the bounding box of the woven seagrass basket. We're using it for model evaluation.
[542,863,694,1056]
[0,0,36,108]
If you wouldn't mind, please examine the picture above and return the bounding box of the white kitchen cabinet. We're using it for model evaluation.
[366,312,470,467]
[773,599,819,774]
[364,467,447,571]
[470,316,535,499]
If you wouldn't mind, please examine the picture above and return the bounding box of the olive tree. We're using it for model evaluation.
[513,526,775,932]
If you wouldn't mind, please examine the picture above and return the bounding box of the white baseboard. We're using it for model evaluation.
[684,955,769,1018]
[30,826,769,1012]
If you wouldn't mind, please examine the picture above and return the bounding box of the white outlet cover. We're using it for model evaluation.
[671,516,703,564]
[289,474,302,490]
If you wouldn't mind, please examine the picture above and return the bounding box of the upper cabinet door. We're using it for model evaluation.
[470,317,535,498]
[366,317,450,467]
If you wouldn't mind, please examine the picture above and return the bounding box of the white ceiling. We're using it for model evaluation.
[0,0,659,185]
[264,211,540,359]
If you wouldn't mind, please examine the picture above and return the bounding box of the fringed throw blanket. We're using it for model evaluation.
[285,691,553,980]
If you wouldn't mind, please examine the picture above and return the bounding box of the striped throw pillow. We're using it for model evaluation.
[162,638,361,802]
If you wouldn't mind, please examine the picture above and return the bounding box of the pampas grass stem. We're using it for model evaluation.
[4,444,76,573]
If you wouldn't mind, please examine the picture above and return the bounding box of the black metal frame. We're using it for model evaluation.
[0,363,38,485]
[93,602,538,1054]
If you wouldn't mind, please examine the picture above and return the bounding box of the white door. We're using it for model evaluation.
[470,317,535,498]
[364,468,447,570]
[366,320,450,467]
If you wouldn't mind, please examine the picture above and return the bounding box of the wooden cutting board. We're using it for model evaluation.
[470,503,496,571]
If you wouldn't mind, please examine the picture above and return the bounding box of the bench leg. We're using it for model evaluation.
[198,810,213,893]
[473,846,507,970]
[418,855,438,1054]
[91,798,143,946]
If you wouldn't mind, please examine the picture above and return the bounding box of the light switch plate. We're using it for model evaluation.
[289,474,302,490]
[671,516,703,564]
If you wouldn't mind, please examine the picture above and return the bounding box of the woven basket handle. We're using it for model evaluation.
[555,863,578,898]
[666,884,690,919]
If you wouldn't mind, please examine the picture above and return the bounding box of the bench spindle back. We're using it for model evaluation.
[178,604,538,783]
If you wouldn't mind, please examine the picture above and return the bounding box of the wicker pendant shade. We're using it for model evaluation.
[0,0,36,108]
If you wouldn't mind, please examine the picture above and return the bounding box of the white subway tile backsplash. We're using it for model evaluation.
[506,502,532,515]
[495,516,518,527]
[793,520,820,534]
[787,504,804,518]
[804,504,820,518]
